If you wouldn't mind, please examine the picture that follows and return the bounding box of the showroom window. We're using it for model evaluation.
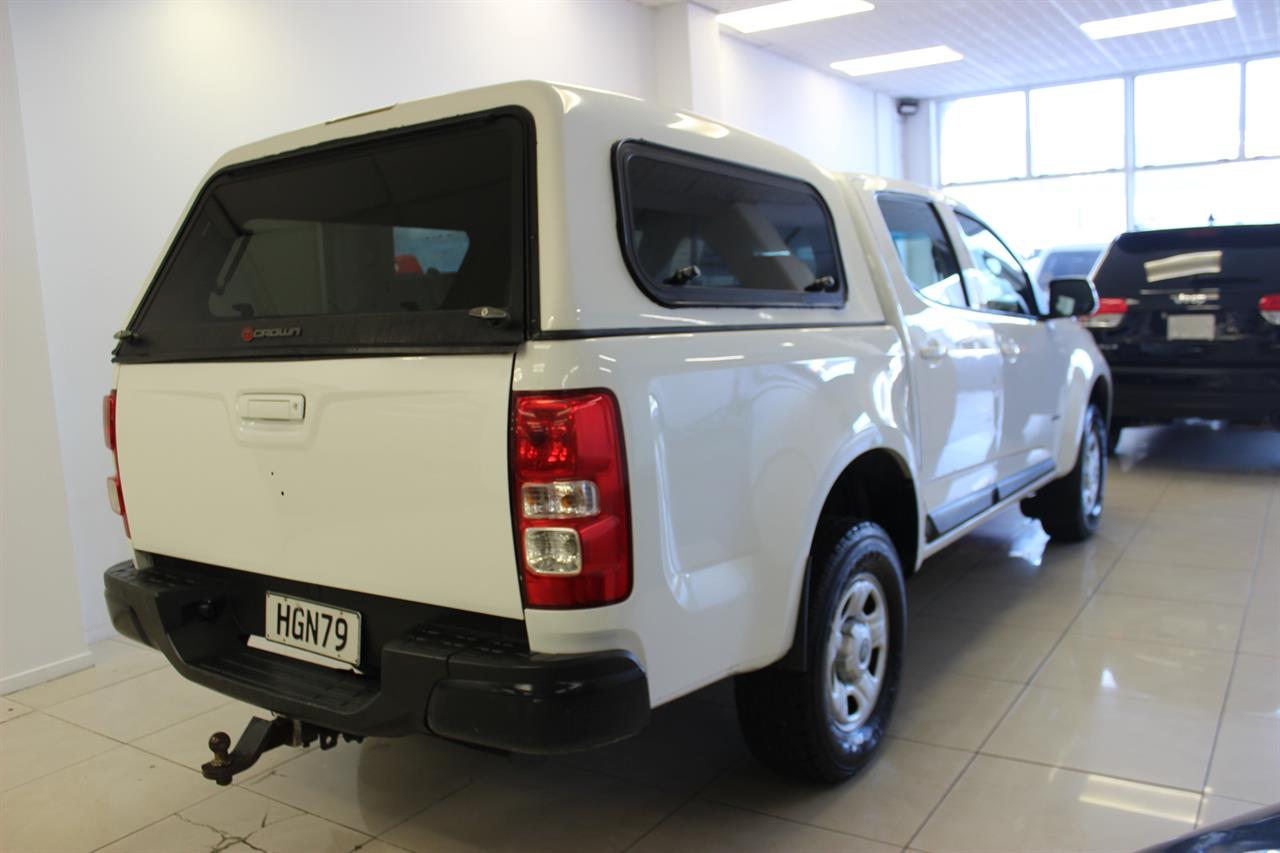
[937,57,1280,259]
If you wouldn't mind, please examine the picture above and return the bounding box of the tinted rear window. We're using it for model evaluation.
[1036,249,1102,288]
[1094,225,1280,296]
[117,110,531,361]
[615,142,844,307]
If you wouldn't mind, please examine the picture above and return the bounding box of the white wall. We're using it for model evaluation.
[902,100,939,186]
[7,0,657,640]
[1,0,90,692]
[718,34,904,176]
[6,0,903,647]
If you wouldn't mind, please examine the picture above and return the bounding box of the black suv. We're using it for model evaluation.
[1087,224,1280,448]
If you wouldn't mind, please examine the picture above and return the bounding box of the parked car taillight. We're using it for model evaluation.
[1260,294,1280,325]
[1084,297,1128,330]
[103,391,130,537]
[511,390,630,607]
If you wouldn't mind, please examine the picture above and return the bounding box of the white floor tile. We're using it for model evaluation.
[9,639,166,709]
[893,670,1022,751]
[984,686,1219,790]
[906,616,1061,684]
[1033,634,1234,711]
[1070,593,1245,652]
[382,763,681,852]
[0,745,213,853]
[44,665,230,742]
[0,711,117,792]
[0,695,33,723]
[98,786,369,853]
[912,755,1199,852]
[247,735,504,835]
[631,800,898,852]
[704,738,971,846]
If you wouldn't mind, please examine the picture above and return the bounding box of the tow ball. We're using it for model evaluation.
[201,716,362,785]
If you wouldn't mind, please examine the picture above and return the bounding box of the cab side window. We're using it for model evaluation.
[955,213,1040,316]
[876,194,967,308]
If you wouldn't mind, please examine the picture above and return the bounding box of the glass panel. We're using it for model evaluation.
[955,213,1039,315]
[1135,63,1241,167]
[945,173,1127,259]
[1245,57,1280,158]
[1133,159,1280,231]
[1035,248,1105,290]
[940,91,1027,184]
[620,145,842,305]
[133,114,527,357]
[1030,79,1124,175]
[1094,225,1280,298]
[876,195,966,308]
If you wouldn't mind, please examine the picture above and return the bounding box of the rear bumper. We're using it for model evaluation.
[103,561,649,753]
[1110,365,1280,424]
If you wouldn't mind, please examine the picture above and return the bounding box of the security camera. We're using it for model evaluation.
[896,98,920,117]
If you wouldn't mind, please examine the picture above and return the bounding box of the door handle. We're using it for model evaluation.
[920,339,948,360]
[999,340,1022,359]
[237,394,305,422]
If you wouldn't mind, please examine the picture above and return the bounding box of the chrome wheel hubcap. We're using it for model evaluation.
[1081,428,1102,516]
[825,573,888,731]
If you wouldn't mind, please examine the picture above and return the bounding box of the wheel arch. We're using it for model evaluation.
[778,448,919,671]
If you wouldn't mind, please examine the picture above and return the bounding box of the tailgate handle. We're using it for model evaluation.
[238,394,305,422]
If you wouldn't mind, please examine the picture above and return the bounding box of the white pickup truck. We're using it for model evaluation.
[102,81,1110,784]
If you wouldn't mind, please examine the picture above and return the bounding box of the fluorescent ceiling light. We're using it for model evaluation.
[1080,0,1235,40]
[831,45,963,77]
[718,0,874,34]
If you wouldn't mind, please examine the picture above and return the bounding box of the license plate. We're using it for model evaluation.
[1167,313,1215,341]
[265,593,361,666]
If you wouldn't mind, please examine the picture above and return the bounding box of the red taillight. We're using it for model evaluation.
[1260,294,1280,325]
[511,391,630,608]
[1085,297,1128,330]
[103,391,129,537]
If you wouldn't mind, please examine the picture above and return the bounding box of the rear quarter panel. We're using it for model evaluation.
[517,328,913,705]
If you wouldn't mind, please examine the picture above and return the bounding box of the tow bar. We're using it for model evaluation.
[201,716,363,785]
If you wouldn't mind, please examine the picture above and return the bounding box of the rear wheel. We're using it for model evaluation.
[1023,405,1106,542]
[734,519,906,782]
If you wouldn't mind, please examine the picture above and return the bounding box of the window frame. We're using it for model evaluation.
[875,191,973,311]
[934,54,1280,237]
[953,208,1045,319]
[612,140,847,309]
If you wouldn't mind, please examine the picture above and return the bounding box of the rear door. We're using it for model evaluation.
[875,193,1003,534]
[113,110,533,619]
[1091,226,1280,368]
[951,212,1062,482]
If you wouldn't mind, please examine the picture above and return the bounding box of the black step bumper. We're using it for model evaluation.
[103,561,649,754]
[1110,365,1280,425]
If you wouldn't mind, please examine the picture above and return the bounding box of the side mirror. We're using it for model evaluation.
[1049,277,1099,318]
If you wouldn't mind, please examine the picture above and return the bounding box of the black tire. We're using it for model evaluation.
[734,518,906,783]
[1022,405,1106,542]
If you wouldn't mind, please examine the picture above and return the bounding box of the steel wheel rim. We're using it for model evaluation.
[1081,427,1102,516]
[824,572,889,732]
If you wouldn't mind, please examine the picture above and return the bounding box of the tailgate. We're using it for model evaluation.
[116,355,524,619]
[1092,225,1280,366]
[110,108,535,619]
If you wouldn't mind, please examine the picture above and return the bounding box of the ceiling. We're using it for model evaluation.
[669,0,1280,98]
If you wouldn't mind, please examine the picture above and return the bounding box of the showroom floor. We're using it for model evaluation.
[2,423,1277,853]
